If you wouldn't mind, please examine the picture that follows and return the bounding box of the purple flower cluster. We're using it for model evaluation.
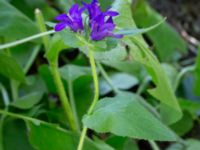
[54,0,123,41]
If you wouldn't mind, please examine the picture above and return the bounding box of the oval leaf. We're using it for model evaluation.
[83,93,177,141]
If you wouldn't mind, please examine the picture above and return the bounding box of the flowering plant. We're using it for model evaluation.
[0,0,195,150]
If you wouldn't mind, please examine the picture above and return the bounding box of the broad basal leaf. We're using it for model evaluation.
[83,93,177,141]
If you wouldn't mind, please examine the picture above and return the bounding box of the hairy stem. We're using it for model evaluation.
[51,63,78,131]
[77,49,99,150]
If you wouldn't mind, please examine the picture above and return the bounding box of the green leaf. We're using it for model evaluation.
[170,111,193,136]
[179,98,200,119]
[102,61,145,80]
[73,76,93,122]
[0,53,25,82]
[19,75,47,95]
[83,93,177,141]
[91,38,118,52]
[10,43,35,69]
[93,138,115,150]
[0,0,38,40]
[185,139,200,150]
[60,64,91,82]
[46,34,68,63]
[28,122,112,150]
[161,63,178,90]
[106,136,129,150]
[3,120,34,150]
[123,139,139,150]
[0,110,112,150]
[11,92,43,109]
[112,0,182,124]
[130,39,182,124]
[38,65,57,93]
[9,0,57,21]
[112,0,137,28]
[132,0,187,62]
[99,73,139,95]
[94,44,127,61]
[59,30,85,48]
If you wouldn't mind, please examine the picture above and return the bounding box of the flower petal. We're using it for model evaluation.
[69,4,79,16]
[92,0,99,4]
[100,23,115,31]
[55,14,68,21]
[54,22,67,32]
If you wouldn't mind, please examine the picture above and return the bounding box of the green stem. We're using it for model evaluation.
[68,80,80,131]
[51,63,78,131]
[77,127,87,150]
[149,140,160,150]
[77,49,99,150]
[96,62,119,94]
[87,50,99,115]
[0,109,43,125]
[0,30,54,50]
